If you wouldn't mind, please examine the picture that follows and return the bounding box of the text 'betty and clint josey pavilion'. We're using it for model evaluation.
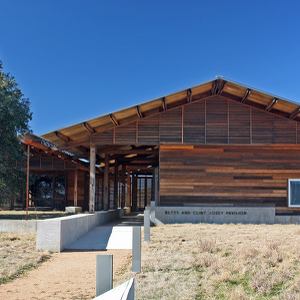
[14,76,300,224]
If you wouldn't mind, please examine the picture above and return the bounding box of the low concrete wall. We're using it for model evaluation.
[155,206,275,224]
[36,209,123,252]
[275,215,300,225]
[0,220,37,233]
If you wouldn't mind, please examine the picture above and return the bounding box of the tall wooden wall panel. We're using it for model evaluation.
[92,129,114,144]
[252,109,273,144]
[229,101,251,144]
[274,116,296,144]
[160,145,300,207]
[115,122,136,143]
[160,107,182,143]
[183,100,205,144]
[90,95,299,146]
[138,115,159,144]
[205,97,228,144]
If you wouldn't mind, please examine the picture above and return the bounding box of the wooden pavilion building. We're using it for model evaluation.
[19,77,300,218]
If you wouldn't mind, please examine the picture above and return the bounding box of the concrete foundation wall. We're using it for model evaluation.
[0,220,37,233]
[37,209,123,252]
[275,215,300,225]
[155,206,276,224]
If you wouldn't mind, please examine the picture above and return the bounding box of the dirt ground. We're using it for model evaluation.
[0,250,132,300]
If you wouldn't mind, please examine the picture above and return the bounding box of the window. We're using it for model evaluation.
[288,179,300,207]
[30,174,66,210]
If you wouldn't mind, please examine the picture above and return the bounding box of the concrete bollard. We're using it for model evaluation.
[96,254,113,297]
[150,201,155,225]
[132,226,141,273]
[144,210,150,242]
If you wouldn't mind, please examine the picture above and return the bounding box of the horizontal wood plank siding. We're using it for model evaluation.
[91,95,299,146]
[160,145,300,207]
[206,97,228,144]
[115,121,136,143]
[138,115,159,144]
[160,107,182,143]
[183,100,205,143]
[229,101,251,144]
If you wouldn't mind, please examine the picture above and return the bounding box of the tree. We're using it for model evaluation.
[0,61,32,203]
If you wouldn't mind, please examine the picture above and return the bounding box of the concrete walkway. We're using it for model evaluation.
[66,214,144,251]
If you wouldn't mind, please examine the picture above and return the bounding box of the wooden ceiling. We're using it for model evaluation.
[39,77,300,158]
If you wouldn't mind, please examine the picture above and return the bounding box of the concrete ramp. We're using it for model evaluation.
[66,215,143,251]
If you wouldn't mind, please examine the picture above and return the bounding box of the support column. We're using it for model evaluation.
[103,153,109,211]
[114,160,118,209]
[127,170,131,207]
[121,164,126,208]
[74,169,78,207]
[89,145,97,213]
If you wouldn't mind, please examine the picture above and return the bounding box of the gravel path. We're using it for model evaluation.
[0,250,132,300]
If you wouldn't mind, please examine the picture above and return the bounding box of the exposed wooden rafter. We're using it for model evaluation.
[211,80,218,95]
[82,122,96,134]
[217,80,227,95]
[187,89,192,103]
[162,97,167,111]
[109,113,119,126]
[54,131,70,143]
[136,105,143,118]
[289,107,300,119]
[265,98,278,111]
[241,89,251,103]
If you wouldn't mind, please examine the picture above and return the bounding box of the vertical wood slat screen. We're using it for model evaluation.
[91,96,299,145]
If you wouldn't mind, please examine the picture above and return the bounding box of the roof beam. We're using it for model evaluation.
[290,107,300,119]
[136,105,143,118]
[109,113,119,126]
[82,122,96,134]
[162,97,167,111]
[217,80,227,95]
[211,80,218,95]
[241,89,251,103]
[187,89,192,103]
[54,131,70,143]
[265,98,278,112]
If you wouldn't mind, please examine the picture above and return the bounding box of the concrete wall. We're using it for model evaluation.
[275,215,300,225]
[0,220,37,233]
[155,206,276,224]
[36,209,123,252]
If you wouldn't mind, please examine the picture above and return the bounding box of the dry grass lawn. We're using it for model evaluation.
[115,224,300,300]
[0,232,50,285]
[1,224,300,299]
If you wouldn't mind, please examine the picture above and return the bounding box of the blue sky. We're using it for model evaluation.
[1,0,300,135]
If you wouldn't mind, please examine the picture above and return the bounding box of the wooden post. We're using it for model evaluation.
[121,164,126,208]
[114,160,118,209]
[144,176,148,208]
[26,144,30,221]
[89,145,96,213]
[127,170,131,208]
[104,153,109,211]
[74,169,78,207]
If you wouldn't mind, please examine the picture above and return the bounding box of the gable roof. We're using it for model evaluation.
[40,76,300,157]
